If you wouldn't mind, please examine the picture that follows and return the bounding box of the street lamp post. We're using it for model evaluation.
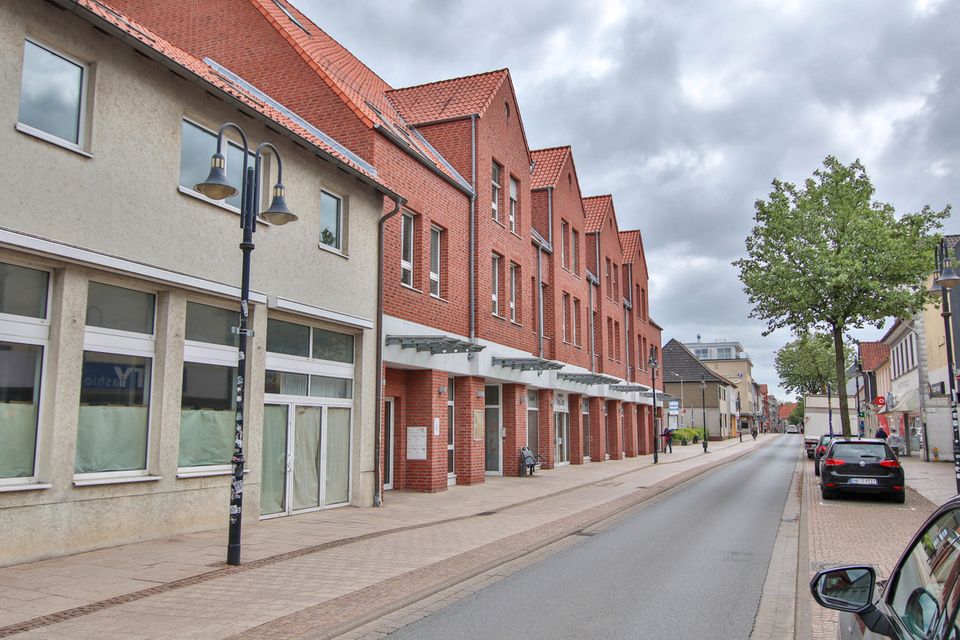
[700,374,708,453]
[853,357,864,438]
[195,122,297,566]
[649,348,659,464]
[934,239,960,494]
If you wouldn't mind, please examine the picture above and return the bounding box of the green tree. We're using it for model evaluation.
[788,398,805,425]
[775,332,852,396]
[735,156,947,435]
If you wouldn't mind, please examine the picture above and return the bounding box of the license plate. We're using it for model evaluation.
[849,478,878,486]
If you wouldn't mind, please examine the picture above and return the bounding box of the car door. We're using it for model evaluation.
[860,506,960,639]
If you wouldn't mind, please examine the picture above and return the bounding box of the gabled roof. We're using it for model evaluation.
[859,342,890,372]
[662,339,731,384]
[68,0,394,196]
[248,0,471,192]
[779,402,797,420]
[386,70,508,125]
[619,230,640,263]
[530,146,570,190]
[583,195,612,233]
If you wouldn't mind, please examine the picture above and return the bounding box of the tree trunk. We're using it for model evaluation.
[831,324,851,436]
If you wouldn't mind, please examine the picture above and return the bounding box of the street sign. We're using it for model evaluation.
[874,396,885,407]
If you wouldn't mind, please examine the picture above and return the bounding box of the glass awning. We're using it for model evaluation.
[385,335,485,355]
[609,384,650,393]
[557,373,622,386]
[492,357,565,372]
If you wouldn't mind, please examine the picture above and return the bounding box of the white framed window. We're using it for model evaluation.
[509,263,518,322]
[18,39,88,149]
[178,302,240,473]
[561,221,569,269]
[267,318,355,364]
[179,119,255,211]
[492,254,501,316]
[562,293,570,342]
[76,282,156,479]
[491,162,501,222]
[430,226,442,298]
[401,213,414,287]
[0,261,51,485]
[319,190,343,251]
[572,230,580,275]
[509,177,518,233]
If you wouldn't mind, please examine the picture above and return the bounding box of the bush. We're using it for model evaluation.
[669,428,700,444]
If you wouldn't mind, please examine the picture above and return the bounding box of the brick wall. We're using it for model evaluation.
[537,389,555,468]
[454,376,485,485]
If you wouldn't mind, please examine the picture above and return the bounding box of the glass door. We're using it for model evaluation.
[292,406,322,512]
[526,390,539,455]
[447,378,455,483]
[383,398,394,490]
[582,398,590,460]
[555,393,569,465]
[261,404,289,516]
[485,384,501,474]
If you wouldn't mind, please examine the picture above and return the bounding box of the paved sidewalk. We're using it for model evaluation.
[900,455,957,506]
[0,435,772,639]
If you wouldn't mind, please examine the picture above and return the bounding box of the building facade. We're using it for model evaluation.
[662,340,735,440]
[684,339,757,431]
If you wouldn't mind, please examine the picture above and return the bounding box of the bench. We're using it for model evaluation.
[519,447,546,476]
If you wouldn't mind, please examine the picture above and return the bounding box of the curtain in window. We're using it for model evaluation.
[178,409,234,467]
[75,406,148,473]
[292,406,321,510]
[260,405,288,515]
[0,403,38,477]
[325,407,351,504]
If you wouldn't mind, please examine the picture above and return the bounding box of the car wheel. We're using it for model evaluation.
[821,486,835,500]
[807,452,814,459]
[891,490,906,504]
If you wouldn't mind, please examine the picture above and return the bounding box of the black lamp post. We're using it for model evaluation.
[649,347,659,464]
[934,239,960,494]
[195,122,297,566]
[700,374,708,452]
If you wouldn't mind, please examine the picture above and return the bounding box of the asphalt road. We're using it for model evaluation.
[387,435,799,640]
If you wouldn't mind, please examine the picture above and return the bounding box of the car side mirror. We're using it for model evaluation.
[903,587,939,637]
[810,566,876,613]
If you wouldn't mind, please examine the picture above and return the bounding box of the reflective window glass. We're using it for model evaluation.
[312,328,354,363]
[179,362,236,467]
[179,120,250,210]
[19,40,84,144]
[264,370,309,395]
[266,319,310,357]
[0,342,43,478]
[0,262,48,319]
[309,375,352,399]
[185,302,237,346]
[86,282,155,335]
[320,191,342,250]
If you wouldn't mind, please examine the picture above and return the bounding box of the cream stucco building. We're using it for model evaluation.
[683,339,757,431]
[0,0,399,565]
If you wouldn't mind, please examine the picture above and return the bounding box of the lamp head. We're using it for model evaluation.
[937,258,960,290]
[261,182,297,226]
[195,153,238,200]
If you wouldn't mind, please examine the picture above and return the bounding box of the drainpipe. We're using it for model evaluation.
[373,195,406,507]
[537,246,544,357]
[588,278,596,373]
[546,187,554,246]
[469,114,477,342]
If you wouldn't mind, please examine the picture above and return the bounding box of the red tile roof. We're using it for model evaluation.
[248,0,469,190]
[583,195,612,233]
[74,0,391,192]
[619,230,640,263]
[859,342,890,372]
[779,402,797,420]
[386,70,509,125]
[530,147,570,189]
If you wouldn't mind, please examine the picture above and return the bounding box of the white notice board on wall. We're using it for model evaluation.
[407,426,427,460]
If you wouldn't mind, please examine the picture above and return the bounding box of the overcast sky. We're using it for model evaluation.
[298,0,959,400]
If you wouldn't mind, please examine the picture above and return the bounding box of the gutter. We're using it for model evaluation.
[373,195,406,507]
[546,187,554,245]
[374,124,474,197]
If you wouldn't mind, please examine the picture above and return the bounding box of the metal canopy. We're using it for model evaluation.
[385,335,484,355]
[492,357,565,372]
[609,384,649,393]
[558,373,621,386]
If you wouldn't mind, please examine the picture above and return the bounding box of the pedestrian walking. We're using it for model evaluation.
[875,426,888,440]
[661,426,673,453]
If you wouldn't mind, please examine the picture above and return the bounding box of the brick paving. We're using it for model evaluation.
[802,452,938,640]
[0,436,771,640]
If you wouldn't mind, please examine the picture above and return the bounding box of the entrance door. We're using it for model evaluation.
[384,398,394,490]
[261,404,322,516]
[485,384,501,474]
[526,390,539,456]
[555,393,569,465]
[582,398,591,460]
[447,378,455,485]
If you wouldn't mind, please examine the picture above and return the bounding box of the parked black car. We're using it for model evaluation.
[814,433,843,476]
[811,496,960,639]
[820,439,905,503]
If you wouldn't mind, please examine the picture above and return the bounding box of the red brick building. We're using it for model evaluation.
[112,0,664,495]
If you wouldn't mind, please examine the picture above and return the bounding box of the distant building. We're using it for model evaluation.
[662,339,736,439]
[682,338,758,431]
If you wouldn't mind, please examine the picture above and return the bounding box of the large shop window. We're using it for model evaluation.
[0,262,50,482]
[179,303,239,471]
[75,283,155,476]
[18,39,87,147]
